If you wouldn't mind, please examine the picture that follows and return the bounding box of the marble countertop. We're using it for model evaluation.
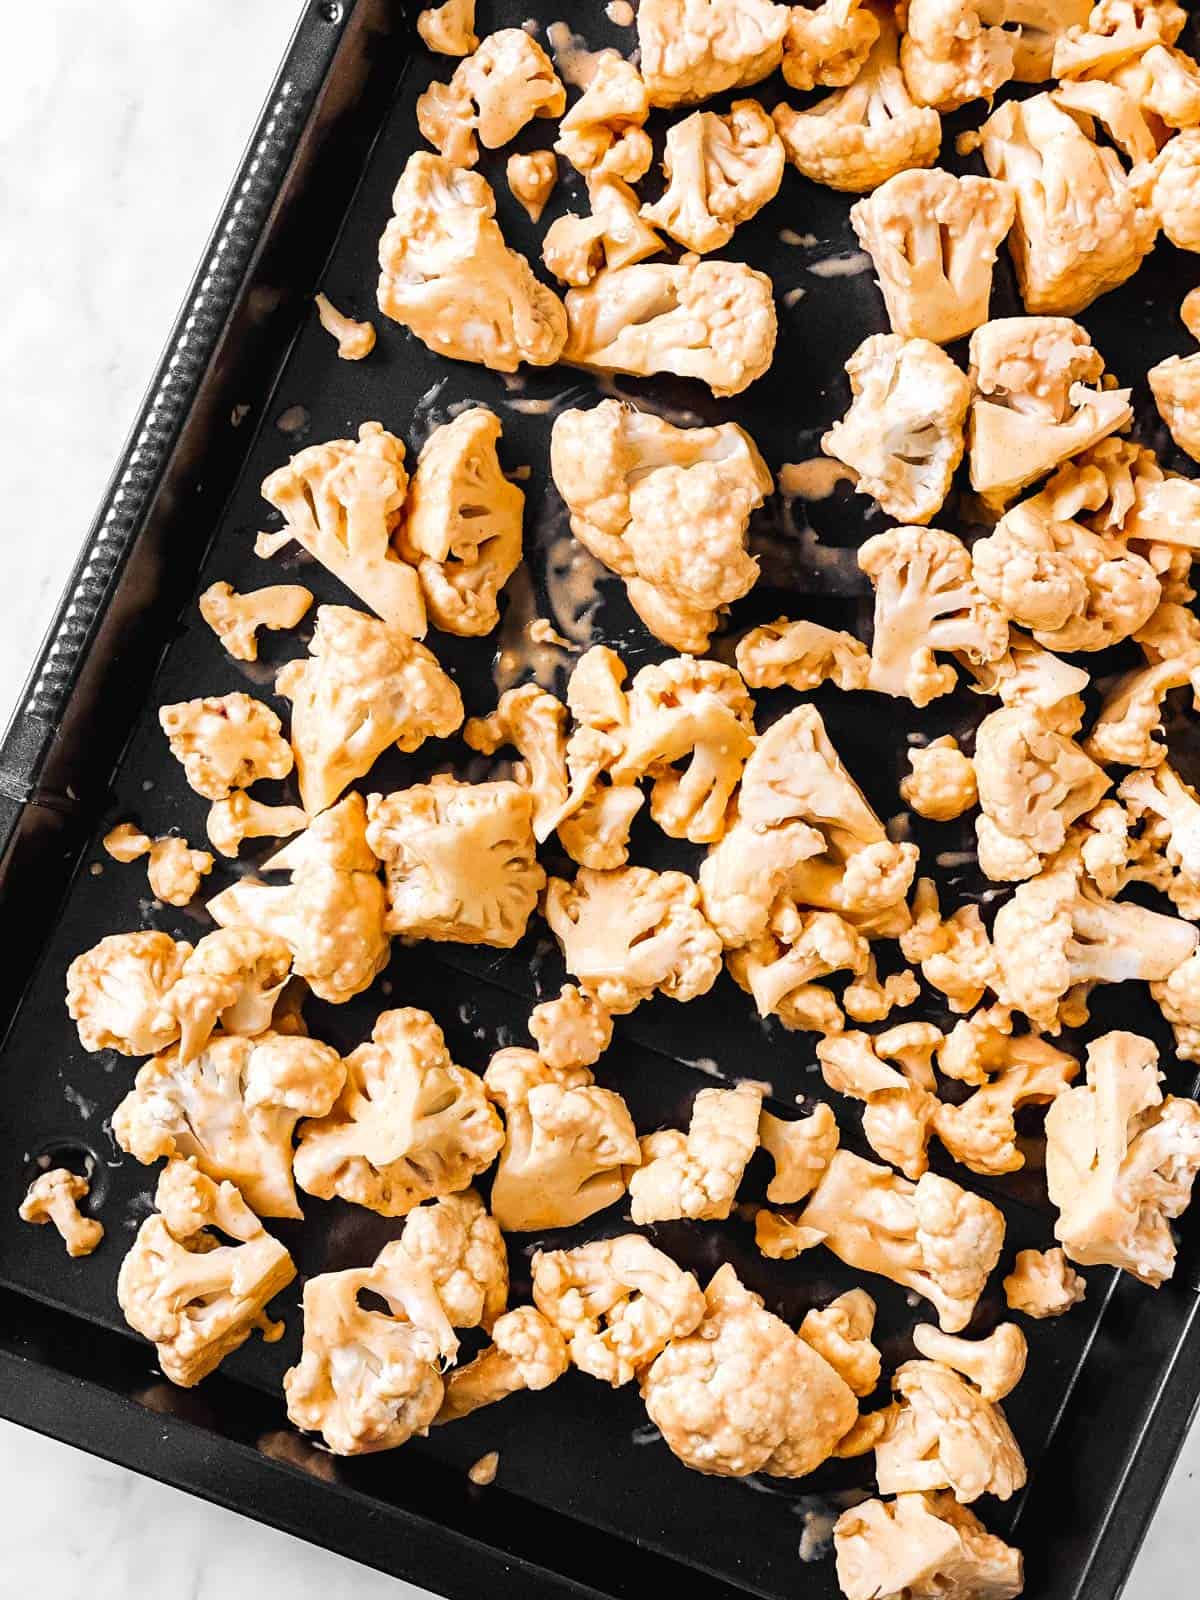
[0,3,1196,1595]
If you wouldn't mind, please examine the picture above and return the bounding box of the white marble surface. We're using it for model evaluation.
[0,3,1197,1596]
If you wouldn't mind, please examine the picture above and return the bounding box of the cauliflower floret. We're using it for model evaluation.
[972,462,1162,653]
[542,174,666,287]
[105,827,213,906]
[483,1045,640,1231]
[395,406,525,637]
[435,1305,569,1423]
[532,1235,706,1386]
[901,0,1016,111]
[1045,1028,1200,1285]
[858,525,1008,704]
[899,878,996,1012]
[113,1030,345,1220]
[783,0,880,89]
[640,100,785,254]
[528,984,613,1073]
[966,631,1091,733]
[284,1240,455,1454]
[562,257,777,399]
[993,852,1198,1032]
[66,930,190,1056]
[1084,602,1200,765]
[550,400,770,651]
[799,1288,881,1397]
[773,16,942,193]
[1120,763,1200,916]
[417,0,477,56]
[758,1101,840,1202]
[799,1151,1006,1332]
[728,906,870,1035]
[259,420,425,636]
[465,684,571,842]
[979,0,1091,81]
[845,958,921,1022]
[1107,39,1200,129]
[506,150,558,222]
[638,0,790,105]
[818,1024,942,1179]
[398,1188,508,1331]
[1140,127,1200,251]
[293,1007,503,1217]
[155,927,292,1064]
[1148,347,1200,462]
[557,646,646,869]
[967,317,1134,507]
[935,1033,1079,1176]
[640,1263,858,1477]
[545,864,723,1015]
[554,52,652,180]
[900,736,977,822]
[277,606,463,815]
[736,616,870,692]
[314,293,377,360]
[755,1211,828,1258]
[850,170,1014,345]
[198,581,312,662]
[973,706,1110,883]
[206,792,308,858]
[159,693,292,802]
[118,1160,295,1388]
[377,153,567,373]
[629,1082,763,1224]
[364,778,543,948]
[416,29,564,168]
[911,1322,1028,1403]
[20,1169,103,1258]
[824,338,972,525]
[1002,1245,1087,1317]
[1151,950,1200,1061]
[1054,0,1187,79]
[834,1491,1024,1600]
[208,794,390,1005]
[975,92,1156,314]
[876,1359,1027,1503]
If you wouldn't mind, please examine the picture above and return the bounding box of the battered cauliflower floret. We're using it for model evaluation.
[377,153,567,373]
[975,91,1157,315]
[971,461,1162,654]
[966,631,1091,733]
[208,794,390,1005]
[398,1189,508,1331]
[365,778,543,948]
[798,1151,1006,1332]
[934,1033,1079,1176]
[772,16,942,193]
[640,1264,858,1478]
[206,792,308,858]
[736,617,870,692]
[1084,601,1200,765]
[912,1323,1027,1405]
[1151,950,1200,1062]
[727,906,869,1035]
[834,1491,1025,1600]
[1002,1245,1087,1317]
[629,1082,763,1224]
[783,0,880,90]
[554,51,652,181]
[118,1160,295,1388]
[992,851,1198,1032]
[506,150,558,222]
[314,293,377,360]
[1053,0,1187,80]
[395,406,525,636]
[1148,346,1200,462]
[156,927,293,1063]
[857,525,1008,705]
[465,685,571,842]
[850,170,1015,345]
[113,1031,345,1220]
[542,174,666,287]
[1107,39,1200,129]
[532,1235,706,1386]
[638,0,790,105]
[435,1305,569,1423]
[19,1169,103,1258]
[66,930,190,1056]
[198,581,312,662]
[799,1289,881,1397]
[973,706,1110,883]
[1120,763,1200,917]
[1140,128,1200,252]
[824,338,972,525]
[277,605,463,815]
[550,401,771,651]
[901,737,977,822]
[294,1007,503,1217]
[758,1101,840,1202]
[259,420,424,635]
[844,958,922,1023]
[900,879,996,1012]
[416,29,564,168]
[528,984,613,1073]
[105,827,213,906]
[901,0,1016,112]
[284,1240,456,1454]
[557,646,645,869]
[417,0,477,56]
[875,1359,1027,1503]
[967,317,1134,507]
[483,1045,640,1231]
[640,100,785,254]
[818,1024,942,1179]
[755,1211,828,1258]
[159,693,292,802]
[562,256,777,399]
[982,0,1091,82]
[1046,1029,1200,1285]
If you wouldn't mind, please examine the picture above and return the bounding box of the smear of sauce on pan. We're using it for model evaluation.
[779,229,819,248]
[545,532,606,647]
[809,251,873,279]
[782,286,807,308]
[275,404,311,437]
[779,458,856,500]
[547,21,605,86]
